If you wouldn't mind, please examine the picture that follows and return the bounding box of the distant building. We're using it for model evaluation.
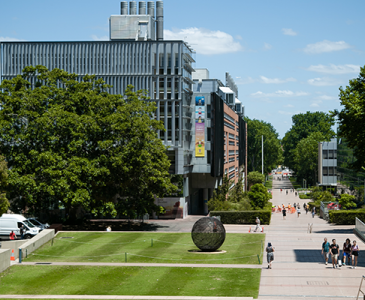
[318,138,337,188]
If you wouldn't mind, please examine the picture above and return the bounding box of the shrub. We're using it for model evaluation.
[210,210,271,225]
[329,210,365,225]
[339,194,357,210]
[307,202,320,214]
[248,184,272,209]
[299,194,312,199]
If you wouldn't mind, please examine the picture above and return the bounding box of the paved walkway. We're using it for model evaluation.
[258,176,364,300]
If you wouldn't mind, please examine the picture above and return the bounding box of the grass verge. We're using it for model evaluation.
[265,175,273,189]
[24,232,265,264]
[0,265,261,298]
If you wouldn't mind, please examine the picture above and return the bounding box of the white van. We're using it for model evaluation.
[0,214,40,239]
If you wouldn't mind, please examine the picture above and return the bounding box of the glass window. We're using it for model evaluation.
[323,150,328,159]
[323,167,328,176]
[207,128,211,142]
[207,105,211,118]
[328,150,334,159]
[207,151,211,164]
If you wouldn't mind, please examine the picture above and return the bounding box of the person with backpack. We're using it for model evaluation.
[322,238,330,265]
[266,242,275,269]
[329,239,340,269]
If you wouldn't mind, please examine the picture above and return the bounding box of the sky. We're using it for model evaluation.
[0,0,364,138]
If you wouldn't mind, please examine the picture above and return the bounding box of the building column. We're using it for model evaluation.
[203,188,208,215]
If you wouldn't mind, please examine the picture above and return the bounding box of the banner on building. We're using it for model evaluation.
[195,96,205,157]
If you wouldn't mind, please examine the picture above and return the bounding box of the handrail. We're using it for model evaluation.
[356,275,365,300]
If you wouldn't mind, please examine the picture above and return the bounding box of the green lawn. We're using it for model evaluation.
[24,232,265,264]
[0,265,261,298]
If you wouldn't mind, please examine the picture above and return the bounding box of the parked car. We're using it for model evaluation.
[0,214,40,239]
[27,218,49,230]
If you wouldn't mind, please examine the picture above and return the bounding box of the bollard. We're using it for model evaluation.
[151,239,153,247]
[125,252,127,263]
[257,254,261,264]
[19,249,22,264]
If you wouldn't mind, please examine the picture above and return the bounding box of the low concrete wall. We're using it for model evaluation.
[20,229,55,259]
[0,249,10,273]
[0,240,26,260]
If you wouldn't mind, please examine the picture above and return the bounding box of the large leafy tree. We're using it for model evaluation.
[332,65,365,170]
[282,111,335,169]
[0,156,10,216]
[0,66,175,219]
[293,132,326,185]
[245,118,283,174]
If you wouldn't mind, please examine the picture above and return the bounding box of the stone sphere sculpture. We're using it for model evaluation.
[191,217,226,252]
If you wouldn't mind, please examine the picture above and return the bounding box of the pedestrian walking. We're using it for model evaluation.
[254,217,261,232]
[266,242,275,269]
[351,240,359,269]
[297,203,300,209]
[312,207,316,218]
[9,230,17,240]
[282,207,287,220]
[286,190,288,195]
[303,203,307,210]
[294,203,297,209]
[305,205,309,214]
[329,239,340,268]
[19,225,25,240]
[343,238,351,266]
[322,238,330,265]
[297,206,301,217]
[280,189,282,193]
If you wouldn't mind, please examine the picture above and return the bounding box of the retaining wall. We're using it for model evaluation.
[0,240,26,260]
[0,249,10,273]
[20,229,55,259]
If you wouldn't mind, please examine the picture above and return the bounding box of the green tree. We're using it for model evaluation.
[208,175,232,211]
[292,132,326,186]
[282,111,335,169]
[0,66,175,220]
[248,183,271,209]
[245,118,283,174]
[247,171,265,190]
[0,156,9,216]
[332,65,365,170]
[339,194,357,210]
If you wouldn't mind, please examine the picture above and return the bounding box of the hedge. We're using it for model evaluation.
[210,210,271,225]
[307,202,320,214]
[329,210,365,225]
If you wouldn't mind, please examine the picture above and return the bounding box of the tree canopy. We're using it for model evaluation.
[282,111,335,175]
[0,156,9,216]
[247,171,265,190]
[332,65,365,170]
[245,118,283,174]
[0,65,175,220]
[293,132,325,185]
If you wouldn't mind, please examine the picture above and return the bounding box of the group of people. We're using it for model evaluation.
[322,238,360,268]
[280,189,298,196]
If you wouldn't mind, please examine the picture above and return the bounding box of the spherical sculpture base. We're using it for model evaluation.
[191,217,226,252]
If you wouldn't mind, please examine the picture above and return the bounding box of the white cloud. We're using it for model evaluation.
[315,95,336,101]
[282,28,297,36]
[307,77,343,86]
[164,27,242,55]
[91,35,109,41]
[303,40,351,54]
[236,35,243,40]
[264,43,272,50]
[307,64,360,74]
[0,36,25,41]
[251,90,308,97]
[278,110,294,115]
[284,104,294,108]
[310,100,322,107]
[260,76,296,84]
[236,77,255,85]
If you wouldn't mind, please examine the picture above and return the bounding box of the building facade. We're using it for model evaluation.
[318,138,337,188]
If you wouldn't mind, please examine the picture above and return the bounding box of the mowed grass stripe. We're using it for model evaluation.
[25,232,265,264]
[0,266,260,298]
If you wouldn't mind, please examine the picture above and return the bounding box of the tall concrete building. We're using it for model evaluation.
[318,138,337,189]
[0,1,246,218]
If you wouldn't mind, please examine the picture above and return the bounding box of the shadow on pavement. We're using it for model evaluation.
[314,228,354,234]
[293,249,365,266]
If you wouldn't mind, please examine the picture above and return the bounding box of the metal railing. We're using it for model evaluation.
[355,217,365,240]
[356,275,365,300]
[320,201,339,221]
